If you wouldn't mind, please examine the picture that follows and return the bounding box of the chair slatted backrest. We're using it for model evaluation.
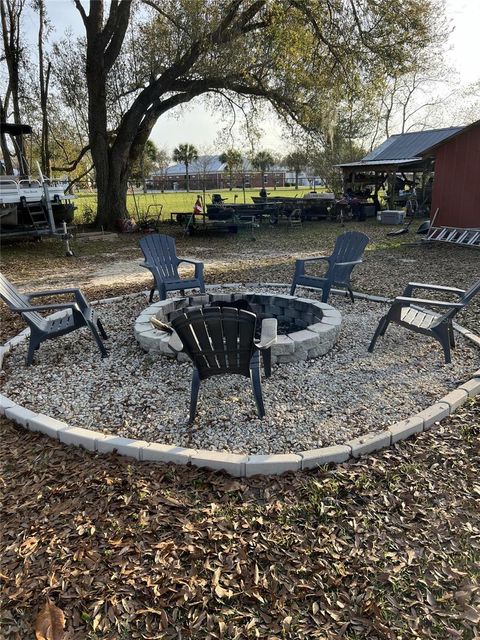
[171,306,257,380]
[0,272,44,325]
[439,279,480,323]
[327,231,369,283]
[140,234,180,280]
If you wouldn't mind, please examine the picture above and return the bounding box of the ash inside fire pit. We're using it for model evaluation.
[135,290,342,363]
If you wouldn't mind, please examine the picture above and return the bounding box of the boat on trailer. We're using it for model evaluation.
[0,122,75,239]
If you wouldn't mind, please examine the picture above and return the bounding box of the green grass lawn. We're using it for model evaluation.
[73,187,325,223]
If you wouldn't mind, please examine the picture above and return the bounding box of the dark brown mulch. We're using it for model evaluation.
[1,399,479,640]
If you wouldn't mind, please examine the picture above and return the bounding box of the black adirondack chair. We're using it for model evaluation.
[368,280,480,363]
[169,306,277,422]
[290,231,369,302]
[140,234,205,302]
[0,272,108,365]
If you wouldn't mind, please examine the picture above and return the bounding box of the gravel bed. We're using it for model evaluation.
[1,287,478,454]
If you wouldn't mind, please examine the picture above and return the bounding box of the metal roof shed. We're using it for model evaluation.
[422,119,480,229]
[338,127,463,209]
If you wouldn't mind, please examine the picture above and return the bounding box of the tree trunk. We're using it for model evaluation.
[1,0,27,171]
[95,150,129,229]
[185,162,190,192]
[38,0,51,176]
[0,102,14,175]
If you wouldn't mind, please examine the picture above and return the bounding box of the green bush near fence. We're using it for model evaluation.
[73,187,327,224]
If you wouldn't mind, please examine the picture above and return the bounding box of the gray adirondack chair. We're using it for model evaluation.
[140,234,205,302]
[368,279,480,363]
[169,306,277,422]
[290,231,369,302]
[0,272,108,365]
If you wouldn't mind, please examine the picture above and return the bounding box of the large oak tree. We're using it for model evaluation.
[73,0,443,228]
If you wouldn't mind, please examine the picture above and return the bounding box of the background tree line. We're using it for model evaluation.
[1,0,478,228]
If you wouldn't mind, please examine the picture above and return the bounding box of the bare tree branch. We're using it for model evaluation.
[52,144,91,172]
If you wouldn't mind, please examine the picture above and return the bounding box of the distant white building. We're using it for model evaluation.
[150,155,316,190]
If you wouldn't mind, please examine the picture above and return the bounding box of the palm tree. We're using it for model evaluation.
[172,143,198,192]
[219,149,243,190]
[252,150,275,187]
[283,150,308,189]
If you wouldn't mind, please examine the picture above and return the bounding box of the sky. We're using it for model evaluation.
[20,0,480,153]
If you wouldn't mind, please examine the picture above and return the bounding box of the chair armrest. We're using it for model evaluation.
[179,258,203,266]
[333,259,363,267]
[297,256,330,264]
[26,288,80,299]
[167,332,183,353]
[402,282,465,297]
[255,318,277,350]
[10,303,78,313]
[394,296,464,308]
[139,262,151,269]
[26,288,90,309]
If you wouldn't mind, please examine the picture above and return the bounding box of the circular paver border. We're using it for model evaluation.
[134,289,342,363]
[1,283,479,477]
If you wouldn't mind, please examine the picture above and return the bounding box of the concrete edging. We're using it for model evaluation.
[1,285,479,477]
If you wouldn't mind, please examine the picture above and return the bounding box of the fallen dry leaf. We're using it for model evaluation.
[34,601,65,640]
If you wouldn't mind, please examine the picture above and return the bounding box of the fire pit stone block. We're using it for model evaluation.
[135,290,342,363]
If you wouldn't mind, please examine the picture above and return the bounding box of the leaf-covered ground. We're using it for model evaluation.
[1,402,479,639]
[1,220,479,638]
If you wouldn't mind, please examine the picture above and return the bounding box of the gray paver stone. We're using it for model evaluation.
[301,445,351,469]
[321,315,342,327]
[190,294,211,305]
[388,416,424,444]
[308,322,333,335]
[347,430,391,458]
[321,309,340,317]
[439,388,469,412]
[272,335,295,355]
[5,405,37,427]
[5,334,28,348]
[366,294,391,303]
[141,443,195,464]
[190,451,248,477]
[458,378,480,398]
[307,344,332,358]
[294,297,317,307]
[97,437,148,459]
[28,413,71,438]
[288,329,319,350]
[95,295,125,305]
[276,353,302,364]
[463,332,480,348]
[245,454,301,477]
[59,427,108,451]
[415,402,450,429]
[0,394,16,415]
[0,346,9,369]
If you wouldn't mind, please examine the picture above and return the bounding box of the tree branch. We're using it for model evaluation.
[66,163,94,192]
[104,0,131,71]
[52,144,91,172]
[73,0,88,29]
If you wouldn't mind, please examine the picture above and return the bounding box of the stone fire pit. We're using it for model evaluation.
[134,290,342,363]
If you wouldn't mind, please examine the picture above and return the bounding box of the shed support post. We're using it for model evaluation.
[388,172,395,209]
